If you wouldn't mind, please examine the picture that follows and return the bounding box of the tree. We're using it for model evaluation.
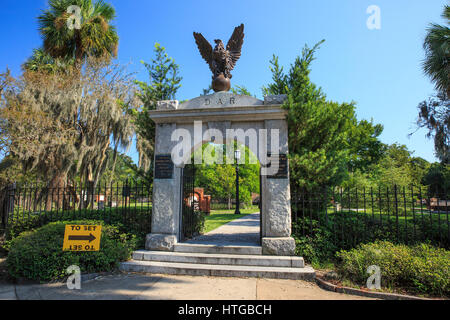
[263,41,384,189]
[23,48,75,73]
[410,156,431,187]
[415,93,449,164]
[202,84,253,96]
[347,119,385,173]
[98,148,141,186]
[74,59,136,204]
[422,5,450,96]
[134,43,182,180]
[0,58,137,208]
[1,0,135,207]
[37,0,119,63]
[414,5,450,164]
[230,85,254,97]
[0,156,40,188]
[0,69,78,198]
[422,162,450,196]
[193,143,260,209]
[372,144,415,189]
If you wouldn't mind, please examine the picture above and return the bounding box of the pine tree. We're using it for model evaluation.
[264,40,384,189]
[134,43,182,181]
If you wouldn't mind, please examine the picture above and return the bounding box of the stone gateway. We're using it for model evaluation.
[146,92,296,256]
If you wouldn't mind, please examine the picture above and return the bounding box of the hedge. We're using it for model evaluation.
[6,220,137,282]
[336,241,449,297]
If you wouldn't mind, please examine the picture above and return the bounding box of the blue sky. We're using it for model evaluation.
[1,0,447,164]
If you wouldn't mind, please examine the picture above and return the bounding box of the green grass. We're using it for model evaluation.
[203,207,259,234]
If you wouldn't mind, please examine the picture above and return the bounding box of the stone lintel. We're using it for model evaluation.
[149,106,287,124]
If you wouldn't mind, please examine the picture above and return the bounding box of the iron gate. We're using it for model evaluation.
[181,164,200,241]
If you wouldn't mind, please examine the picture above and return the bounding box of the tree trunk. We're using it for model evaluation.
[84,166,95,209]
[46,172,66,211]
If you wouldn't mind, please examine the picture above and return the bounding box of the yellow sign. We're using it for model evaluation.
[63,225,102,251]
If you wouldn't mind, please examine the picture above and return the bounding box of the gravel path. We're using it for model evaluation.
[185,212,260,246]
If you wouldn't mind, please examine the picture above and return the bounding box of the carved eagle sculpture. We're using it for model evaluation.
[193,24,244,92]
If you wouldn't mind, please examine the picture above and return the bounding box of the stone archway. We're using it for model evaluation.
[146,92,295,256]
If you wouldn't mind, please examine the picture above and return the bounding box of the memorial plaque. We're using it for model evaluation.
[155,154,174,179]
[267,153,289,179]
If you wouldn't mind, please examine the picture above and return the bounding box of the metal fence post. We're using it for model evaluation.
[2,183,16,236]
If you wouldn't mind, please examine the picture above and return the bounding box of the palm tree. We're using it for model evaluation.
[23,48,75,73]
[37,0,119,63]
[423,5,450,96]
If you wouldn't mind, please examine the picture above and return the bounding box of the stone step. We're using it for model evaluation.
[119,260,315,281]
[132,250,304,268]
[173,243,262,255]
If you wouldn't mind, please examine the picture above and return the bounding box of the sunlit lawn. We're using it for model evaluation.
[203,207,260,234]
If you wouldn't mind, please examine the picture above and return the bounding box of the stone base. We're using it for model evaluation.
[262,237,296,256]
[145,233,177,251]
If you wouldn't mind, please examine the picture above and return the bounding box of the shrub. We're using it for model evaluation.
[336,241,450,296]
[292,218,337,266]
[5,207,151,249]
[6,220,137,282]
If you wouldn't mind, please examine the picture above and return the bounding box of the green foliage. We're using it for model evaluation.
[136,43,182,102]
[6,220,136,282]
[415,5,449,163]
[201,84,253,97]
[182,210,205,239]
[36,0,119,63]
[0,156,40,188]
[5,206,151,249]
[342,144,433,190]
[230,85,254,97]
[347,120,385,173]
[422,162,450,196]
[263,41,384,189]
[193,143,260,208]
[23,48,75,73]
[416,93,449,164]
[97,149,143,186]
[373,144,416,189]
[422,5,450,95]
[410,157,432,187]
[1,58,137,204]
[134,43,182,175]
[292,218,337,267]
[336,241,450,296]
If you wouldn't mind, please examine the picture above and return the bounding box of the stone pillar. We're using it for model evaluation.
[261,119,296,256]
[145,102,181,251]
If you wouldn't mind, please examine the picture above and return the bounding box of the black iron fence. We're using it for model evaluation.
[2,181,449,251]
[291,186,450,250]
[0,181,152,242]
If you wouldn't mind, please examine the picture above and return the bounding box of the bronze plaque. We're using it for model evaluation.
[155,155,174,179]
[267,154,289,179]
